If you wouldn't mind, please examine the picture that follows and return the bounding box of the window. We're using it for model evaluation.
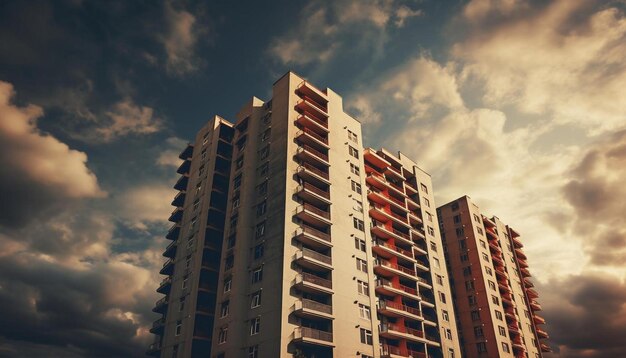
[250,317,261,335]
[423,197,430,207]
[259,146,269,159]
[498,326,506,336]
[471,310,480,321]
[257,201,267,216]
[474,326,484,337]
[420,183,428,193]
[426,212,433,222]
[232,194,241,209]
[224,277,232,293]
[355,238,366,252]
[353,199,363,213]
[430,241,438,251]
[230,214,238,229]
[182,276,189,289]
[488,280,496,290]
[218,326,227,343]
[357,280,369,295]
[179,297,185,312]
[193,198,200,211]
[460,253,469,262]
[173,345,179,357]
[482,253,489,262]
[351,180,362,194]
[251,290,262,308]
[436,274,444,285]
[427,226,435,236]
[350,163,360,175]
[356,258,368,272]
[463,266,472,276]
[465,280,475,290]
[257,181,268,196]
[233,174,242,189]
[468,295,477,305]
[220,301,229,317]
[358,304,371,319]
[236,156,244,170]
[255,222,266,238]
[442,310,449,321]
[185,255,192,269]
[473,214,480,223]
[253,243,264,259]
[353,218,365,231]
[252,267,263,283]
[225,254,234,270]
[495,310,503,320]
[433,257,440,268]
[455,227,464,237]
[477,342,487,353]
[439,291,447,303]
[492,295,500,306]
[459,240,467,250]
[445,328,452,339]
[448,348,455,358]
[502,343,510,353]
[477,227,484,235]
[348,130,358,143]
[261,128,270,142]
[524,310,530,319]
[485,267,493,276]
[349,146,359,159]
[480,240,486,248]
[248,345,259,358]
[360,328,373,345]
[451,201,459,211]
[175,320,182,336]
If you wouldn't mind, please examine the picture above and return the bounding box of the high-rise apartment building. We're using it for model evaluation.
[149,72,462,358]
[437,196,550,358]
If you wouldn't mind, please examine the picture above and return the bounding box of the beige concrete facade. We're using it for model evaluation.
[437,196,550,358]
[151,72,463,358]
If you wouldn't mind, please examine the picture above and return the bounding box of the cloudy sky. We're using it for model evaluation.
[0,0,624,357]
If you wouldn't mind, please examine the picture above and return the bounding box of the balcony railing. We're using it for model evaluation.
[298,298,333,315]
[295,326,333,342]
[380,323,424,338]
[296,112,329,131]
[376,259,416,276]
[299,247,332,265]
[376,279,420,297]
[379,300,422,317]
[299,203,331,220]
[297,127,328,145]
[297,224,331,243]
[299,272,332,289]
[298,162,329,180]
[298,144,329,162]
[372,222,412,242]
[298,182,330,199]
[374,239,413,258]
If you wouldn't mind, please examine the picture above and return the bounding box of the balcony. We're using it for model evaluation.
[296,183,331,206]
[518,258,529,268]
[296,81,328,107]
[295,112,329,135]
[171,191,186,207]
[149,318,165,334]
[294,203,331,227]
[296,162,330,186]
[364,149,391,168]
[174,175,189,191]
[168,207,183,222]
[524,277,534,287]
[160,259,174,275]
[515,248,527,260]
[530,300,542,311]
[157,276,172,294]
[527,287,539,298]
[375,279,421,301]
[166,224,180,240]
[152,296,168,313]
[541,343,552,352]
[486,228,498,240]
[374,259,418,281]
[296,144,330,167]
[381,345,426,358]
[372,239,415,263]
[366,172,404,197]
[296,127,329,151]
[408,212,423,226]
[512,234,523,248]
[294,248,333,271]
[378,300,423,321]
[368,188,407,212]
[177,159,191,174]
[163,240,177,258]
[293,273,333,295]
[179,143,193,160]
[294,225,332,249]
[521,267,532,277]
[406,196,420,210]
[498,282,512,293]
[414,259,429,272]
[370,204,409,228]
[293,327,334,347]
[489,240,502,253]
[533,314,546,325]
[416,276,432,289]
[371,222,412,246]
[379,323,428,344]
[491,254,505,267]
[410,226,426,241]
[385,165,404,181]
[295,97,328,121]
[508,324,520,334]
[146,342,161,356]
[536,328,549,339]
[293,298,333,320]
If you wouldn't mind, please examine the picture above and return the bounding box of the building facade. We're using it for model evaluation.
[437,196,550,358]
[149,72,464,357]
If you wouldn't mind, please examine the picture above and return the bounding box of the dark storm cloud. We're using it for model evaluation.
[561,130,626,266]
[540,273,626,358]
[0,252,158,357]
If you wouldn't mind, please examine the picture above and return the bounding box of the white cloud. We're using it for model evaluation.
[118,184,175,230]
[157,137,187,167]
[0,81,105,199]
[161,1,206,76]
[97,98,162,142]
